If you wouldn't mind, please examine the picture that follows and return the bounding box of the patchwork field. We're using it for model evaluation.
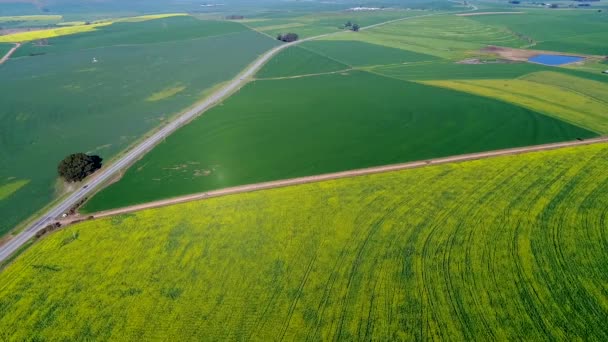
[244,10,426,39]
[469,9,608,55]
[82,70,595,212]
[421,72,608,134]
[256,45,349,79]
[0,16,277,235]
[256,40,437,79]
[3,143,608,340]
[318,14,527,59]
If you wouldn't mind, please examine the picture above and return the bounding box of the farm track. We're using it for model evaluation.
[0,10,459,263]
[0,43,20,65]
[80,137,608,223]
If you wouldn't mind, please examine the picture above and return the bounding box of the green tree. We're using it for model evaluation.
[352,24,360,32]
[57,153,103,183]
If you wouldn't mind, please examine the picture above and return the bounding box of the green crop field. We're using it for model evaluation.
[371,60,549,79]
[3,143,608,340]
[256,45,349,79]
[469,10,608,55]
[0,16,277,235]
[301,40,438,67]
[319,14,527,59]
[82,70,595,212]
[245,9,426,39]
[0,43,11,57]
[421,74,608,134]
[256,40,437,79]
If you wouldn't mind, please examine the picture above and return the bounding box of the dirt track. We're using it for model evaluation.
[80,137,608,221]
[0,43,20,65]
[457,12,524,16]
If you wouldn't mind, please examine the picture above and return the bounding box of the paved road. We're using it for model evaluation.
[0,12,446,263]
[80,137,608,224]
[0,43,21,65]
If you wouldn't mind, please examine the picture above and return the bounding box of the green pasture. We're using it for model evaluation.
[319,14,527,59]
[82,70,594,212]
[302,40,438,67]
[0,17,277,235]
[3,143,608,340]
[470,9,608,55]
[246,9,427,39]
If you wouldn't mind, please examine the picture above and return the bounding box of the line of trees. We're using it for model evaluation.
[342,21,360,31]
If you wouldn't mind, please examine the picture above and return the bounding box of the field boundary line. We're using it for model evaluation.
[256,68,353,80]
[81,137,608,221]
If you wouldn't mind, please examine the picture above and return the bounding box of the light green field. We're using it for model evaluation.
[246,10,425,39]
[421,73,608,134]
[521,71,608,103]
[470,9,608,55]
[2,143,608,340]
[320,14,527,59]
[0,180,29,201]
[0,16,277,236]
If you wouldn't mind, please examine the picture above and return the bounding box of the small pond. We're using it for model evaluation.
[528,54,585,66]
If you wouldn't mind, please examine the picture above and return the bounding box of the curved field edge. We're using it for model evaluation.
[81,70,595,212]
[419,76,608,134]
[2,143,608,340]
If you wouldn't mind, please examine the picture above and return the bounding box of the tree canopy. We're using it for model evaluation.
[57,153,103,183]
[277,33,299,42]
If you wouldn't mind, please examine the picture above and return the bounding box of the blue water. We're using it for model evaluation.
[528,54,584,66]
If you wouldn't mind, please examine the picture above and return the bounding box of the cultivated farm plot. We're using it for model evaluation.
[319,14,527,59]
[469,9,608,55]
[421,73,608,134]
[0,16,278,235]
[245,10,425,39]
[256,40,437,79]
[82,70,594,212]
[256,45,349,79]
[3,143,608,340]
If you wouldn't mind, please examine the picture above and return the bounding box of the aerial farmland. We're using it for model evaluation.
[0,0,607,340]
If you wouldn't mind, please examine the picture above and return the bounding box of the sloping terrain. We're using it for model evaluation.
[2,143,608,340]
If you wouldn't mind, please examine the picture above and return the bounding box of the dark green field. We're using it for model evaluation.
[256,45,349,78]
[0,43,12,57]
[302,40,438,66]
[0,16,277,235]
[83,70,595,212]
